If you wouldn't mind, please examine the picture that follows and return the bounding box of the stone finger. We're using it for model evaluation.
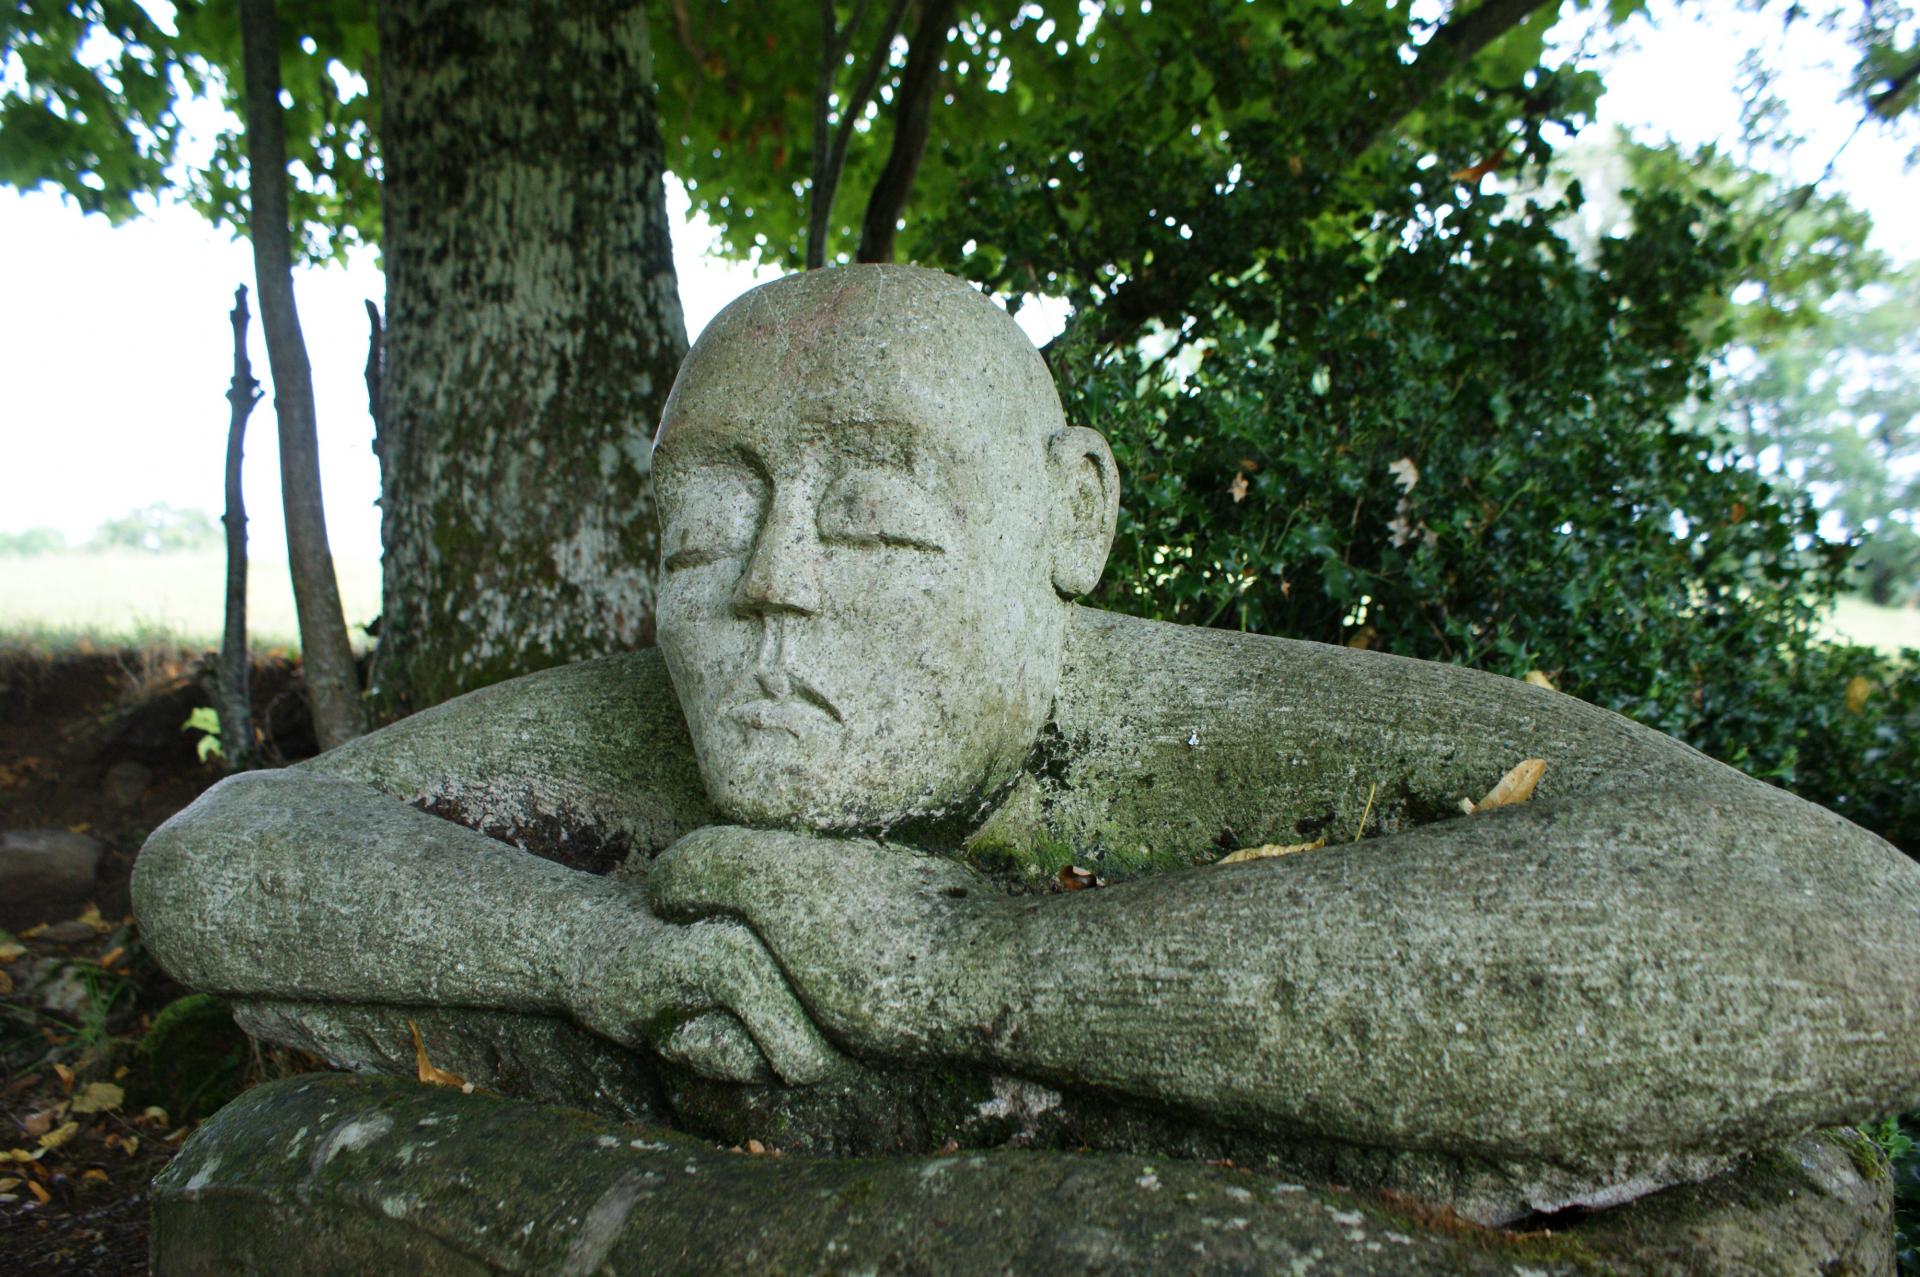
[702,927,839,1086]
[657,1010,776,1084]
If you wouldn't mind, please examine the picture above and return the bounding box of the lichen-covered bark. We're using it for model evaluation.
[372,0,686,713]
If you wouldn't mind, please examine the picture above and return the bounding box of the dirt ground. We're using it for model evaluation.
[0,647,326,1273]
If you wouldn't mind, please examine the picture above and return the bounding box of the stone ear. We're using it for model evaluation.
[1048,426,1119,597]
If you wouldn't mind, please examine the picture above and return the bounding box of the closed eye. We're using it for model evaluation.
[816,468,953,553]
[827,530,946,553]
[663,545,738,571]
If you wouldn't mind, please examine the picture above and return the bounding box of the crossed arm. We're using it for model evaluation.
[651,780,1920,1166]
[131,638,1920,1173]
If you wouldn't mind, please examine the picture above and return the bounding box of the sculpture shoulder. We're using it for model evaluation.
[301,650,716,864]
[987,608,1748,874]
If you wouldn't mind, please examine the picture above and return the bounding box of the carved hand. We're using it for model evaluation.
[647,826,992,1058]
[569,911,841,1086]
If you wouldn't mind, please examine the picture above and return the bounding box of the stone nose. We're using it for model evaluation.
[734,491,822,619]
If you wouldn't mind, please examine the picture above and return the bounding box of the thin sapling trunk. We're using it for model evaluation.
[216,284,260,767]
[236,0,366,751]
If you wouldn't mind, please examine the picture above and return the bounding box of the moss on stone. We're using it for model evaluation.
[1827,1126,1893,1187]
[128,993,247,1123]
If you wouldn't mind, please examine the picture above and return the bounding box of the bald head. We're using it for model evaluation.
[657,265,1066,462]
[651,265,1117,833]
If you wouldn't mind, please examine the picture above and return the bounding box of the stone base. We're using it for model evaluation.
[151,1075,1894,1276]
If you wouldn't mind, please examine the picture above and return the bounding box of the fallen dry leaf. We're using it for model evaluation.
[1218,839,1325,865]
[137,1106,170,1129]
[26,1178,51,1205]
[80,1168,108,1183]
[0,942,24,963]
[0,1177,18,1192]
[1057,865,1107,891]
[76,903,112,935]
[38,1120,79,1152]
[1523,670,1555,690]
[70,1082,124,1115]
[408,1019,470,1090]
[1228,473,1250,503]
[1460,759,1547,815]
[52,1063,74,1091]
[97,946,125,969]
[0,970,11,996]
[21,1107,59,1139]
[2,1148,44,1164]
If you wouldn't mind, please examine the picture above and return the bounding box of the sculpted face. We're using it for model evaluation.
[653,266,1115,833]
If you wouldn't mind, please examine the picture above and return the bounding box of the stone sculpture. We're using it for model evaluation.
[137,266,1920,1272]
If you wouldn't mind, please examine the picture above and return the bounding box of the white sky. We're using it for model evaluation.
[0,0,1913,570]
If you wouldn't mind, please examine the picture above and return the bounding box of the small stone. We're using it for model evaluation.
[103,760,154,810]
[37,963,94,1017]
[0,830,104,931]
[33,921,100,945]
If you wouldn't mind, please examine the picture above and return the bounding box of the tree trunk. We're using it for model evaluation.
[236,0,367,752]
[372,0,688,713]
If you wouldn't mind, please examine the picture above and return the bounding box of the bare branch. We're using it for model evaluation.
[808,0,909,268]
[1340,0,1558,160]
[1095,0,1558,337]
[856,0,956,263]
[1868,53,1920,119]
[216,283,259,768]
[364,298,384,438]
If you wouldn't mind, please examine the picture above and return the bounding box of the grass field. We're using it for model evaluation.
[0,550,382,651]
[1824,594,1920,654]
[0,549,1915,655]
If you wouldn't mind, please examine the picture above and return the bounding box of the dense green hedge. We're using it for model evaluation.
[1039,189,1917,858]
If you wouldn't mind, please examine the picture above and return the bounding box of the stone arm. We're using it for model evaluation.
[653,622,1920,1194]
[655,782,1920,1193]
[130,655,835,1085]
[296,651,717,868]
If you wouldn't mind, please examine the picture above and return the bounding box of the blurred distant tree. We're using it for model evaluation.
[1718,265,1920,606]
[3,0,1915,712]
[0,0,686,712]
[0,528,68,556]
[1720,263,1912,602]
[1601,140,1920,607]
[92,503,222,553]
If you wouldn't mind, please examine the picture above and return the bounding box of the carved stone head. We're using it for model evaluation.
[652,266,1118,833]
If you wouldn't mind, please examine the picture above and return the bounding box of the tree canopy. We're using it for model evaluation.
[8,0,1915,266]
[4,0,1918,846]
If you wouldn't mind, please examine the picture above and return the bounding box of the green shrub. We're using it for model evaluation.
[1869,1112,1920,1272]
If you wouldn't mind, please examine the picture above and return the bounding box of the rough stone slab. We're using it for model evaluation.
[0,828,103,930]
[151,1075,1892,1276]
[231,1000,670,1125]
